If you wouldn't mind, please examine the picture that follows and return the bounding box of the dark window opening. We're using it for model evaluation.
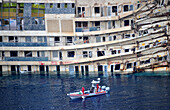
[57,3,60,8]
[144,30,148,35]
[124,20,129,26]
[64,3,67,8]
[75,66,79,72]
[127,63,132,69]
[103,37,105,42]
[76,22,81,27]
[95,21,100,26]
[145,59,150,64]
[98,65,103,72]
[82,7,85,12]
[112,6,117,13]
[85,65,89,73]
[95,7,100,13]
[158,57,162,61]
[37,51,40,57]
[124,5,129,12]
[113,36,116,40]
[68,51,75,57]
[9,36,18,42]
[112,21,115,28]
[79,37,82,39]
[115,64,120,70]
[0,36,2,42]
[72,3,75,8]
[10,51,18,57]
[97,51,105,57]
[83,22,88,28]
[67,37,72,43]
[111,65,114,72]
[50,3,53,8]
[145,45,149,48]
[40,65,45,72]
[24,51,32,57]
[83,36,89,40]
[28,65,31,71]
[125,49,129,52]
[137,4,141,9]
[111,50,116,55]
[55,37,60,43]
[78,7,81,14]
[132,34,135,37]
[125,34,130,38]
[83,51,88,58]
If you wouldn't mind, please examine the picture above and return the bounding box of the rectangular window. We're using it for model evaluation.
[96,36,101,42]
[41,51,45,57]
[37,51,40,57]
[124,20,129,26]
[112,21,115,28]
[97,51,105,57]
[89,51,92,58]
[50,3,53,8]
[24,51,32,57]
[112,6,117,13]
[72,3,75,8]
[125,49,129,52]
[83,51,88,58]
[67,37,72,43]
[68,51,75,57]
[83,22,88,28]
[137,4,141,9]
[57,3,60,8]
[111,50,116,55]
[124,5,129,12]
[95,7,100,13]
[26,36,31,42]
[129,5,134,11]
[125,34,130,38]
[0,36,2,42]
[55,37,60,43]
[127,63,132,69]
[64,3,67,8]
[10,51,18,57]
[53,51,58,57]
[37,36,43,43]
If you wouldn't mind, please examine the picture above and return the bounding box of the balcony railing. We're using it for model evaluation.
[0,42,48,47]
[4,57,48,61]
[75,26,100,32]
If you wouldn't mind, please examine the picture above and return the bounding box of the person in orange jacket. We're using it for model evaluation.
[82,87,85,94]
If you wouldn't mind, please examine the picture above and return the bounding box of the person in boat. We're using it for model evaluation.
[82,87,85,94]
[96,84,99,92]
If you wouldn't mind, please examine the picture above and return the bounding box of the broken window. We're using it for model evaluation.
[57,3,60,8]
[83,51,88,58]
[24,51,32,57]
[124,5,129,12]
[55,37,60,43]
[127,63,132,69]
[125,49,129,52]
[115,64,120,70]
[68,51,75,57]
[10,51,18,57]
[53,51,58,57]
[112,6,117,13]
[111,50,116,55]
[97,51,105,57]
[50,3,53,8]
[124,20,129,26]
[67,37,72,43]
[95,7,100,13]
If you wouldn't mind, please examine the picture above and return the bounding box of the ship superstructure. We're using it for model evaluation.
[0,0,169,75]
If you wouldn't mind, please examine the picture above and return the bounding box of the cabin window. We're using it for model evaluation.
[144,30,148,35]
[0,36,2,42]
[115,64,120,70]
[68,51,75,57]
[53,51,58,57]
[97,51,105,57]
[10,51,18,57]
[95,7,100,13]
[145,45,149,48]
[103,37,106,42]
[124,5,129,12]
[64,3,67,8]
[50,3,53,8]
[124,20,129,26]
[96,36,101,42]
[37,51,40,57]
[24,51,32,57]
[83,22,88,28]
[112,6,117,13]
[72,3,75,8]
[113,36,116,40]
[9,36,18,42]
[26,36,31,42]
[111,50,116,55]
[125,49,129,52]
[132,34,135,37]
[127,63,132,69]
[67,37,72,43]
[125,34,130,38]
[83,51,88,58]
[55,37,60,43]
[57,4,60,8]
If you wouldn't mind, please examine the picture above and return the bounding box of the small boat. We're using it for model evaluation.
[67,78,110,99]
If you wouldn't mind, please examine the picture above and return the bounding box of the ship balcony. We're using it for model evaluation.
[4,57,48,61]
[0,42,48,47]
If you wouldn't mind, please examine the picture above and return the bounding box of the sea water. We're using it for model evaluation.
[0,72,169,110]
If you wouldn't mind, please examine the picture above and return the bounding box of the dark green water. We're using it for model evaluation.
[0,72,170,110]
